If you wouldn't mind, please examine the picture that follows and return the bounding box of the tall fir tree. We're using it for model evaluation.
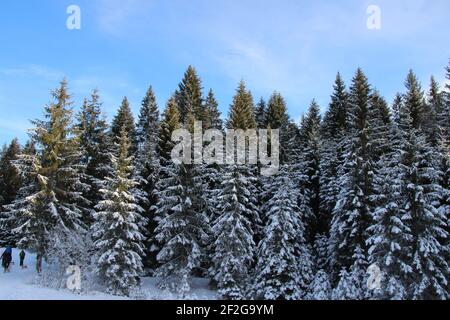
[76,90,110,224]
[203,89,223,130]
[422,77,444,147]
[134,86,161,271]
[111,97,137,152]
[2,80,88,272]
[266,92,292,164]
[403,70,425,130]
[320,73,349,229]
[176,66,204,124]
[253,168,313,300]
[255,98,267,128]
[227,81,257,130]
[210,165,257,299]
[154,161,210,294]
[93,129,145,296]
[158,97,182,163]
[298,100,322,239]
[0,138,22,246]
[0,138,21,208]
[328,69,376,293]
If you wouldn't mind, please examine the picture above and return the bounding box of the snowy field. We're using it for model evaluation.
[0,248,217,300]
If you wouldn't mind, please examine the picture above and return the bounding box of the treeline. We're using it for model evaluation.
[0,63,449,300]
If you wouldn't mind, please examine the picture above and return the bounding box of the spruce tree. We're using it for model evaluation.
[134,86,161,271]
[424,77,446,147]
[176,66,204,124]
[93,129,145,296]
[328,69,376,292]
[320,73,349,225]
[255,98,267,128]
[3,80,88,273]
[227,81,257,130]
[203,89,223,130]
[111,97,137,151]
[0,138,21,209]
[158,97,182,163]
[210,165,257,299]
[266,92,292,164]
[253,168,313,300]
[299,100,322,239]
[76,90,110,224]
[403,70,425,130]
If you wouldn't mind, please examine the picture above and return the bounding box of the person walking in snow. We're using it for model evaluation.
[1,246,13,273]
[19,250,26,268]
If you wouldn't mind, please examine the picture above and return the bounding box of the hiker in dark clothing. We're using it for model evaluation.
[1,246,13,273]
[19,250,26,268]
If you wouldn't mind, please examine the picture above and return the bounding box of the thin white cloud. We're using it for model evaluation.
[0,65,64,80]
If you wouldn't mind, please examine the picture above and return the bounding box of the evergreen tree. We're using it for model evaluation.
[299,100,322,238]
[134,86,161,271]
[255,98,267,128]
[0,138,21,209]
[332,246,369,300]
[328,69,375,289]
[320,73,349,226]
[158,97,182,163]
[227,81,257,130]
[111,97,137,151]
[210,166,257,299]
[203,89,223,130]
[253,168,313,300]
[154,162,209,294]
[93,129,145,296]
[3,80,88,272]
[76,90,110,224]
[424,77,447,147]
[266,92,292,164]
[403,70,425,130]
[176,66,204,124]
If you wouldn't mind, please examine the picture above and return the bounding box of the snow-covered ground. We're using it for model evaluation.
[0,248,217,300]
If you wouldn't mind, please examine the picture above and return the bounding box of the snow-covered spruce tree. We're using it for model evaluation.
[134,86,161,272]
[298,100,322,240]
[76,90,110,225]
[3,80,88,274]
[210,165,257,300]
[0,138,21,208]
[307,235,332,300]
[319,73,349,230]
[226,81,262,237]
[398,124,448,299]
[111,97,137,152]
[93,129,145,297]
[307,270,332,300]
[332,246,369,300]
[0,141,36,247]
[328,69,376,292]
[154,161,209,294]
[0,138,22,246]
[253,168,313,300]
[155,96,209,295]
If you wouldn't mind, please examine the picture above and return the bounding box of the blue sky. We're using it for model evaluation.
[0,0,449,145]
